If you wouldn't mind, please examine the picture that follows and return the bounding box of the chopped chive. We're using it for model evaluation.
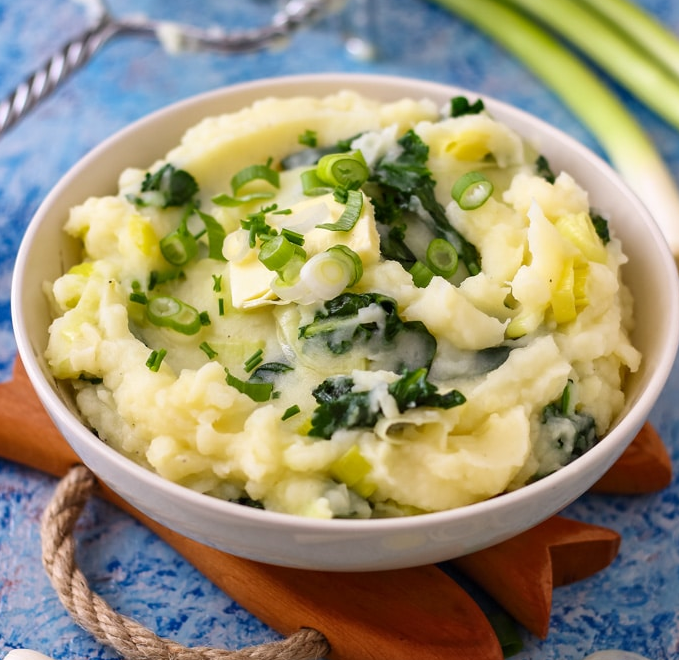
[146,348,168,372]
[199,311,211,326]
[282,404,301,420]
[199,342,218,359]
[244,348,264,373]
[218,298,225,316]
[212,274,223,292]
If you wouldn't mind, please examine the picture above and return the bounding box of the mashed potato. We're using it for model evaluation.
[44,92,641,518]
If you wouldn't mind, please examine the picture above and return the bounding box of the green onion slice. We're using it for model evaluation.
[299,246,362,300]
[258,235,297,271]
[281,227,305,246]
[326,244,363,287]
[225,368,274,402]
[425,237,459,278]
[316,151,369,190]
[146,296,202,335]
[212,162,281,207]
[160,225,198,266]
[231,163,280,195]
[409,261,435,288]
[301,169,333,197]
[451,171,494,210]
[316,189,364,232]
[196,210,227,261]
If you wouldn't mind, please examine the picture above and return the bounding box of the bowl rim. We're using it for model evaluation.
[11,72,679,534]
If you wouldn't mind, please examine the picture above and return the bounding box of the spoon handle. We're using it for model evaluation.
[0,15,122,137]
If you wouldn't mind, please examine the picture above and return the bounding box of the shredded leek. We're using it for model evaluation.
[433,0,679,261]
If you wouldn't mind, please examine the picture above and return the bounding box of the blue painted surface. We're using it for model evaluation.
[1,1,679,658]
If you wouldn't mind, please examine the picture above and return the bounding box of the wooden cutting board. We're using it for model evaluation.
[0,359,671,659]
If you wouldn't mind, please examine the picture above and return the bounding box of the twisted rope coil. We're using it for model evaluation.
[40,465,330,660]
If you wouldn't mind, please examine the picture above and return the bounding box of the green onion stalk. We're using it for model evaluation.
[431,0,679,263]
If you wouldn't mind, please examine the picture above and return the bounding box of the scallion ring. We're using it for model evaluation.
[409,261,435,288]
[160,226,198,266]
[258,234,297,271]
[326,244,363,287]
[301,169,333,196]
[316,151,369,190]
[451,171,494,210]
[299,246,362,300]
[231,162,280,195]
[425,237,459,278]
[146,296,202,335]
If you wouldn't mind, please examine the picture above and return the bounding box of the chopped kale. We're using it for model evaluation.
[450,96,485,117]
[136,163,199,208]
[298,292,437,372]
[535,154,556,184]
[248,361,294,384]
[590,212,611,244]
[537,382,598,476]
[231,495,265,509]
[369,130,481,275]
[309,369,466,439]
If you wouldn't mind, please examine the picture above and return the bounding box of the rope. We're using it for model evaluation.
[40,465,331,660]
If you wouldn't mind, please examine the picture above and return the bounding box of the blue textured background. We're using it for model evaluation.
[2,1,679,658]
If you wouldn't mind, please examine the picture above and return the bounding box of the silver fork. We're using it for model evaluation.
[0,0,341,137]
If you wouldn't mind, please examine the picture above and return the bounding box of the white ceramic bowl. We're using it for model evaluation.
[12,74,679,571]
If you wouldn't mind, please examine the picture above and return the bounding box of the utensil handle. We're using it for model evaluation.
[0,15,121,137]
